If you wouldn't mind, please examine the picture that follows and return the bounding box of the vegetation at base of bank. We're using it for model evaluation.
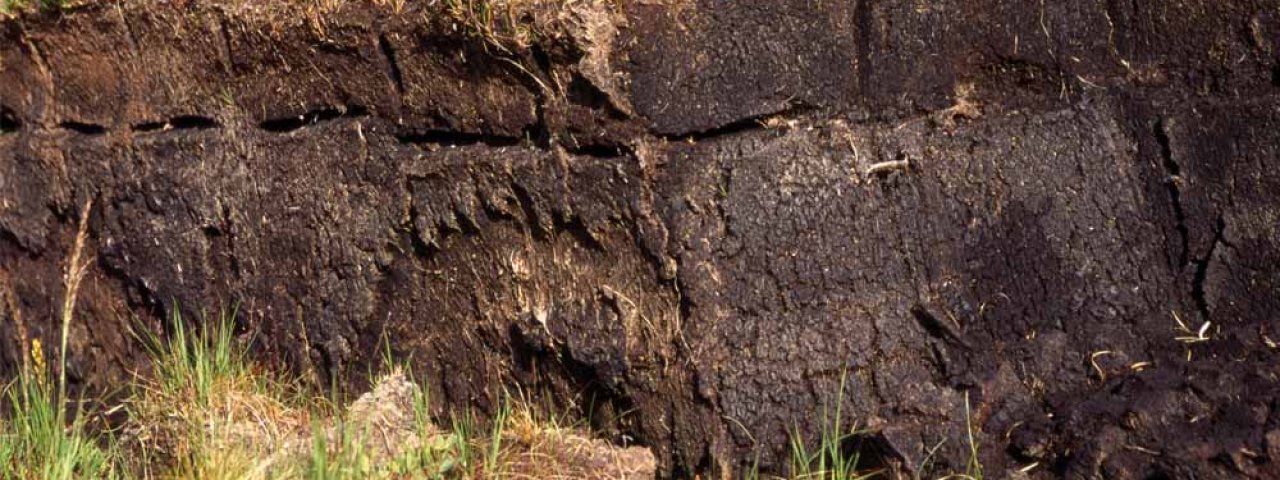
[0,203,978,479]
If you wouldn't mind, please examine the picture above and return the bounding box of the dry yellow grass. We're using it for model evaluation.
[112,312,655,479]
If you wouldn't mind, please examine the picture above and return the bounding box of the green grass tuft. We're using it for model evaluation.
[307,420,372,480]
[0,348,119,479]
[788,373,878,480]
[127,308,313,478]
[137,309,262,410]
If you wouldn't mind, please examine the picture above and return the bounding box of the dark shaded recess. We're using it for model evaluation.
[508,322,644,447]
[132,121,166,132]
[406,224,439,259]
[553,215,606,252]
[567,142,627,158]
[566,73,627,118]
[910,304,969,349]
[316,41,361,55]
[169,115,220,130]
[259,106,370,133]
[96,257,167,335]
[378,33,405,95]
[982,58,1059,89]
[1154,119,1189,267]
[663,104,813,143]
[218,18,236,73]
[1190,216,1225,321]
[509,182,548,239]
[531,44,554,84]
[841,433,898,476]
[0,106,19,133]
[396,130,524,148]
[132,115,220,132]
[852,0,872,90]
[59,121,107,135]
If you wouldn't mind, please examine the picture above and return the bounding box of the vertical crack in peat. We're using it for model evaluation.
[378,33,406,96]
[396,129,523,148]
[660,104,815,143]
[1190,216,1224,322]
[19,30,55,95]
[1154,118,1189,267]
[116,3,141,53]
[218,17,236,73]
[853,0,873,95]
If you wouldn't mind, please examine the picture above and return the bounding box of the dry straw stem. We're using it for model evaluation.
[1171,310,1212,361]
[59,198,93,399]
[865,158,911,177]
[1088,350,1113,383]
[0,271,30,371]
[444,0,539,54]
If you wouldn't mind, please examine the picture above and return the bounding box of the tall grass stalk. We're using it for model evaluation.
[59,199,93,403]
[0,199,116,479]
[485,399,511,477]
[0,368,116,479]
[138,308,256,410]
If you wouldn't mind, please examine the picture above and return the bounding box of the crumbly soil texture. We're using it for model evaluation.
[3,1,1280,478]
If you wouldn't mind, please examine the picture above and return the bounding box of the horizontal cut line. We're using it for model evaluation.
[133,115,220,133]
[59,121,107,135]
[396,130,525,148]
[259,106,369,133]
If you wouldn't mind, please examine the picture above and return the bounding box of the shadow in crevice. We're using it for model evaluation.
[1153,119,1190,267]
[565,72,630,120]
[507,323,644,449]
[842,431,900,476]
[59,121,107,135]
[0,106,19,134]
[565,142,627,158]
[378,33,406,95]
[396,129,524,149]
[661,103,815,143]
[258,106,369,133]
[132,115,220,133]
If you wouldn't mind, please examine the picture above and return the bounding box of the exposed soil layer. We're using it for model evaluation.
[3,1,1280,478]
